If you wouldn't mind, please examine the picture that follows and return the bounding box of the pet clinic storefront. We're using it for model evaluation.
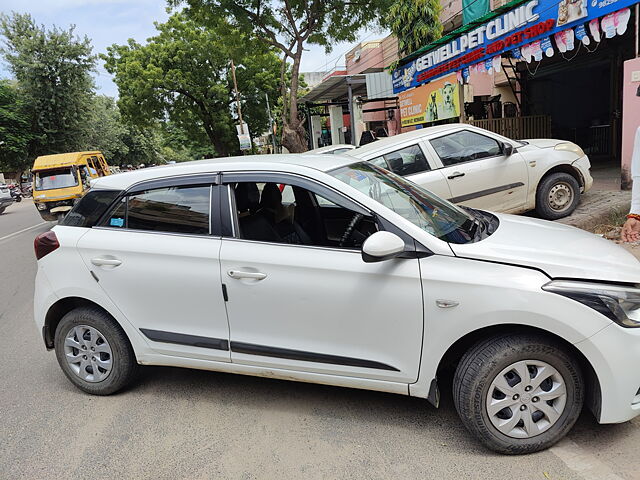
[393,0,640,183]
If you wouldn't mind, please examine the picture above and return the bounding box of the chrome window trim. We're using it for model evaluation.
[221,236,361,254]
[93,225,221,240]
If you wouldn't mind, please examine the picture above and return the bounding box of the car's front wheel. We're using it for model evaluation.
[535,172,581,220]
[54,307,138,395]
[453,334,583,454]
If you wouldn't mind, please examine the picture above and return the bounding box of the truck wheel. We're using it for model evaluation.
[54,307,138,395]
[453,334,583,454]
[535,172,580,220]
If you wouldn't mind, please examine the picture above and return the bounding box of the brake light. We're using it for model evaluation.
[34,231,59,260]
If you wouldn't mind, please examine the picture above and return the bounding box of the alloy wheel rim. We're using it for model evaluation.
[63,325,113,382]
[486,359,567,439]
[548,182,573,211]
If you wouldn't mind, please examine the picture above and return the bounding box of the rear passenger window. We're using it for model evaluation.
[370,145,431,177]
[62,190,122,227]
[104,185,211,235]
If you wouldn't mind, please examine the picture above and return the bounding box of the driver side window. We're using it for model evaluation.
[430,130,502,166]
[231,181,377,249]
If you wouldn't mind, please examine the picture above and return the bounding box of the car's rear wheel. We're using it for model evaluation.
[535,172,581,220]
[54,307,138,395]
[453,334,583,454]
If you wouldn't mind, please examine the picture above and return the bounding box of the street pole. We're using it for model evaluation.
[265,93,277,153]
[231,59,244,134]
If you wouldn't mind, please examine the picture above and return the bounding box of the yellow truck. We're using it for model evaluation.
[32,151,111,221]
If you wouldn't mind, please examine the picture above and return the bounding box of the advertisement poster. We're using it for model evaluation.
[398,74,460,127]
[392,0,639,93]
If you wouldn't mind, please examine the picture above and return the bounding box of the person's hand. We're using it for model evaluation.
[621,216,640,242]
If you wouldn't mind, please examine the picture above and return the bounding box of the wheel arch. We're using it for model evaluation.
[538,164,584,190]
[433,324,601,420]
[43,296,122,349]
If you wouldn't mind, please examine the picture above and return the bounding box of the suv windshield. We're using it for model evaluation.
[330,162,482,244]
[35,168,78,191]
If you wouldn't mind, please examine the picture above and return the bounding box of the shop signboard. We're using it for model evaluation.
[398,74,461,126]
[392,0,638,93]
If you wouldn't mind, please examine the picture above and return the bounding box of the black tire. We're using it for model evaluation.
[0,207,5,215]
[54,307,138,395]
[535,172,581,220]
[15,196,21,202]
[453,334,583,455]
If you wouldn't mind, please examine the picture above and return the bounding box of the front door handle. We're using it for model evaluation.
[227,270,267,280]
[447,171,465,179]
[91,258,122,267]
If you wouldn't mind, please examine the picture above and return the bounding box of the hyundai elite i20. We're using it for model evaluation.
[34,155,640,454]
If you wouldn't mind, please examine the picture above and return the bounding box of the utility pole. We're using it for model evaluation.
[265,93,277,153]
[230,59,244,134]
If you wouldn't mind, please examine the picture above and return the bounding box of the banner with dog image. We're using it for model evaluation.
[398,75,461,127]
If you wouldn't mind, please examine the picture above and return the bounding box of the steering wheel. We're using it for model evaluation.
[339,213,365,247]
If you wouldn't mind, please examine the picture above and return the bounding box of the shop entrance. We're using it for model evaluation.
[524,56,616,166]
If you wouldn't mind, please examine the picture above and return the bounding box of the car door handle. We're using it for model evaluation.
[447,172,465,179]
[227,270,267,280]
[91,258,122,267]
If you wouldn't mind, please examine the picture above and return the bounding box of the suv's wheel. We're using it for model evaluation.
[453,334,583,454]
[535,172,581,220]
[54,307,138,395]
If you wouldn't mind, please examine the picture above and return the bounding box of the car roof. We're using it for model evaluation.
[92,153,359,191]
[307,144,355,154]
[348,123,465,157]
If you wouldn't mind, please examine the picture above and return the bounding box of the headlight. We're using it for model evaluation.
[543,280,640,328]
[36,203,47,210]
[554,142,585,158]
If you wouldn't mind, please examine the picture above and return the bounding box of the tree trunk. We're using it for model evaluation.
[281,42,307,153]
[202,119,228,157]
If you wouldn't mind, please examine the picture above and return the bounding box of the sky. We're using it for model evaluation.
[0,0,386,98]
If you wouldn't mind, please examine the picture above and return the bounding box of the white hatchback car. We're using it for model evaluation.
[348,124,593,219]
[34,155,639,454]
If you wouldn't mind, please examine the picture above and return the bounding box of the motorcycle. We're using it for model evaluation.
[9,184,22,203]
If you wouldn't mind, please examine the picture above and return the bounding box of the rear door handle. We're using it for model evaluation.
[91,258,122,267]
[447,172,465,179]
[227,270,267,280]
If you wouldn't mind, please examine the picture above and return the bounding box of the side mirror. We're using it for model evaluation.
[502,142,514,156]
[362,231,406,263]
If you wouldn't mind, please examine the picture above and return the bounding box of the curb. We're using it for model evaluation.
[555,190,631,231]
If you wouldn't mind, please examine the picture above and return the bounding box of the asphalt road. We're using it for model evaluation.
[1,199,639,479]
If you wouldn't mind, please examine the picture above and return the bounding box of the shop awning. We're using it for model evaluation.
[301,74,367,103]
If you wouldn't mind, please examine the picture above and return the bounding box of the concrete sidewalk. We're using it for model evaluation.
[555,190,631,231]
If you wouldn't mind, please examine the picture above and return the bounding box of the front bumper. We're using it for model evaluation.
[576,323,640,423]
[572,155,593,192]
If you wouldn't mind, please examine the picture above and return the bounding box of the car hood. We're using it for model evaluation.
[521,138,566,149]
[449,213,640,284]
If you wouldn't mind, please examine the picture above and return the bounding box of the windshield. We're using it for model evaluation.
[330,162,479,244]
[35,168,78,191]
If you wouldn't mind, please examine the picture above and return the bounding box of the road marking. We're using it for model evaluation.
[0,222,49,243]
[551,438,625,480]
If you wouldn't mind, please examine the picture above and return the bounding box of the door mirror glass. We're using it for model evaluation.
[502,142,514,156]
[361,231,405,263]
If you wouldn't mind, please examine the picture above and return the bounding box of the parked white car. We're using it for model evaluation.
[0,184,13,214]
[307,144,356,155]
[34,155,639,454]
[348,124,593,219]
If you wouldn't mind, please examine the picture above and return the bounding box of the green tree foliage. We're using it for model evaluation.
[0,13,96,158]
[177,0,393,152]
[103,12,281,157]
[81,96,165,166]
[0,80,32,175]
[387,0,442,58]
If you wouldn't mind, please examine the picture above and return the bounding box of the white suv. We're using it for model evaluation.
[34,155,640,454]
